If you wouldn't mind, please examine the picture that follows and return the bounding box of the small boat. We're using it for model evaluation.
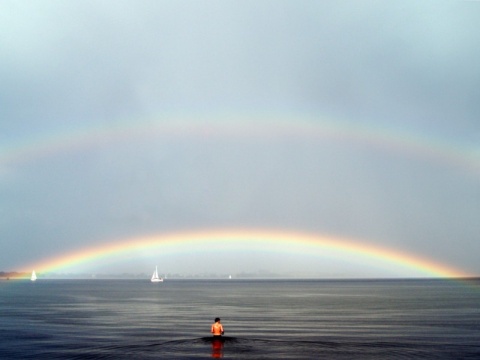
[31,270,37,282]
[151,266,163,283]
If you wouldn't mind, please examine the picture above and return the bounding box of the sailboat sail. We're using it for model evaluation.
[151,266,163,282]
[31,270,37,282]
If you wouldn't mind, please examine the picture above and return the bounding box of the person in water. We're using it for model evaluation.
[211,317,224,337]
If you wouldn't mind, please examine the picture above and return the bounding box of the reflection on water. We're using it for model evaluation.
[0,279,479,359]
[211,338,224,358]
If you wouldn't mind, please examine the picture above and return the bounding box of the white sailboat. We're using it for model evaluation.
[30,270,37,282]
[151,266,163,282]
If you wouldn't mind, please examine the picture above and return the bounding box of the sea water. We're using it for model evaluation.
[1,279,479,359]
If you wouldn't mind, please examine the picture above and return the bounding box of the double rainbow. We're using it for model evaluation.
[2,113,478,279]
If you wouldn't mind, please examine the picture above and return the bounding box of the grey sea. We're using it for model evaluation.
[1,278,479,359]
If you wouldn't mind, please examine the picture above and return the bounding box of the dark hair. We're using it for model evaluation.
[215,317,220,322]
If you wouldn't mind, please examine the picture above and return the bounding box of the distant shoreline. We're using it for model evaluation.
[0,272,29,279]
[1,272,478,282]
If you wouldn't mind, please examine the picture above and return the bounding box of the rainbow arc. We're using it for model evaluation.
[15,229,470,279]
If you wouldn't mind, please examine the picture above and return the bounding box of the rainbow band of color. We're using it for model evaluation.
[16,229,470,279]
[2,114,479,175]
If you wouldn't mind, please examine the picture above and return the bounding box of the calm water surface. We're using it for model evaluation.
[1,279,479,359]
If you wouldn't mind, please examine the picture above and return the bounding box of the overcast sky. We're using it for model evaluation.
[1,1,479,278]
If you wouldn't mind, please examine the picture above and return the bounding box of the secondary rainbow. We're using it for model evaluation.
[1,112,479,175]
[17,229,470,279]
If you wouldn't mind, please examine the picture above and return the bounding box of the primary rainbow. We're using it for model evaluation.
[16,229,470,279]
